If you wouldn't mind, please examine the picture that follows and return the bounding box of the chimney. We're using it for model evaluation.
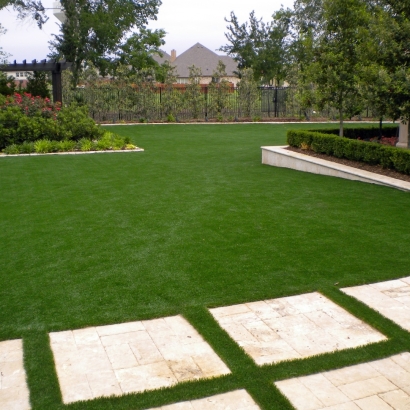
[170,49,177,63]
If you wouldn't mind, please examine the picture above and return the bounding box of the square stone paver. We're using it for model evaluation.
[0,339,31,410]
[341,277,410,331]
[209,293,386,365]
[49,315,230,404]
[149,389,260,409]
[275,352,410,410]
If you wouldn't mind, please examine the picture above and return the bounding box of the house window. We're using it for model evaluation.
[176,78,189,84]
[15,72,19,77]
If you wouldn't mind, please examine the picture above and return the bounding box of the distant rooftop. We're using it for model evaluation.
[154,43,237,78]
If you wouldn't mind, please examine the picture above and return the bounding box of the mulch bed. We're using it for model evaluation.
[286,146,410,183]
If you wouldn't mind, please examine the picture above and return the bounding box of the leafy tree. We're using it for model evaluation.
[310,0,370,136]
[49,0,162,86]
[0,23,13,95]
[221,9,292,85]
[26,71,51,98]
[365,0,410,121]
[185,65,203,119]
[0,0,48,27]
[133,68,158,121]
[237,68,259,117]
[114,28,166,73]
[208,60,232,119]
[285,0,324,119]
[160,62,183,120]
[0,23,10,63]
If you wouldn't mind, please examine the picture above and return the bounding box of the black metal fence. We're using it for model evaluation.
[63,85,376,122]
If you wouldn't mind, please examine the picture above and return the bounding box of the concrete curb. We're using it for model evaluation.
[261,145,410,192]
[0,148,144,158]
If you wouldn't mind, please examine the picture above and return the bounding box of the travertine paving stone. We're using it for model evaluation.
[150,389,260,409]
[0,339,31,410]
[342,277,410,331]
[275,353,410,410]
[209,292,386,365]
[49,315,230,404]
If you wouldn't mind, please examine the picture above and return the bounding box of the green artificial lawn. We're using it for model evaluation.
[1,123,409,409]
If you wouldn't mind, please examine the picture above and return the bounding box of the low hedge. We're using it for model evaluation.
[287,129,410,175]
[307,125,399,140]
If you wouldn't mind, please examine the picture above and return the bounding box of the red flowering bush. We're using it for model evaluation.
[0,93,102,149]
[3,93,61,119]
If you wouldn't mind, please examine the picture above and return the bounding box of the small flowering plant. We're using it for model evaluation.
[1,93,61,119]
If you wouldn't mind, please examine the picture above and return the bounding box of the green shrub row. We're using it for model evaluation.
[287,129,410,175]
[2,132,136,155]
[308,125,399,140]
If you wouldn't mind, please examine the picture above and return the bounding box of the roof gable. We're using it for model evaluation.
[173,43,237,78]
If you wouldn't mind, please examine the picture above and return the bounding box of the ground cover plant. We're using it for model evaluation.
[1,123,409,409]
[2,131,138,155]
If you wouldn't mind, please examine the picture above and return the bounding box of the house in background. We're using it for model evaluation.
[154,43,239,85]
[8,71,32,88]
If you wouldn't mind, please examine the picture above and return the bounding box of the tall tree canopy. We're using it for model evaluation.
[0,0,48,27]
[49,0,163,85]
[221,9,292,85]
[312,0,371,135]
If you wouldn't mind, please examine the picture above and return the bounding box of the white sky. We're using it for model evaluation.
[0,0,294,62]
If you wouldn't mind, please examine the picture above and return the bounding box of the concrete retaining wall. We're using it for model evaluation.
[261,146,410,192]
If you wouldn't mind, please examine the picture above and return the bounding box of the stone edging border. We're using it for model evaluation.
[0,148,144,158]
[261,145,410,192]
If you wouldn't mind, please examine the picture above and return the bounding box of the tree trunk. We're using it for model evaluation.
[339,108,344,137]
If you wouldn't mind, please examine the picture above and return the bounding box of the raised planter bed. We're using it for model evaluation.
[261,146,410,192]
[0,148,144,157]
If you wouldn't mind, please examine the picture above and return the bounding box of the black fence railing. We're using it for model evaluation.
[63,85,377,122]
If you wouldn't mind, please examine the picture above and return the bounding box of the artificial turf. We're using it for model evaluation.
[0,123,409,409]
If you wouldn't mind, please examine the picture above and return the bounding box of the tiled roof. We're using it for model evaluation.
[153,43,238,78]
[153,50,171,65]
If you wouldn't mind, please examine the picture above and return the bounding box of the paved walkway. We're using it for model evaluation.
[275,353,410,409]
[210,292,385,365]
[342,278,410,331]
[1,276,409,409]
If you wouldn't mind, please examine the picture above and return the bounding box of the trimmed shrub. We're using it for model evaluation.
[308,125,399,140]
[287,129,410,175]
[0,93,103,149]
